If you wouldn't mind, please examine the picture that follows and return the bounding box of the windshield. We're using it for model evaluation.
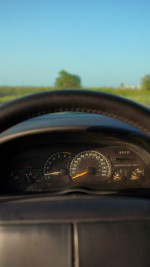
[0,0,150,107]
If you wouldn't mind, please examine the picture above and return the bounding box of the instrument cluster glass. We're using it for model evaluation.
[6,144,150,193]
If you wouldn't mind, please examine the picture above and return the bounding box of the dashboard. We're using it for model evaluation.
[1,113,150,194]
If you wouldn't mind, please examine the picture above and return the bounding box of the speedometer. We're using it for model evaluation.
[69,150,111,182]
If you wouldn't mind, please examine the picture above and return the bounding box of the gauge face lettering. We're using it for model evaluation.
[43,152,71,186]
[69,150,111,182]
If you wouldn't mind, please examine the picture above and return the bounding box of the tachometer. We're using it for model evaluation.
[69,150,111,182]
[43,152,71,186]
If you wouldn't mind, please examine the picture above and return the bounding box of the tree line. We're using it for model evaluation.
[54,70,150,91]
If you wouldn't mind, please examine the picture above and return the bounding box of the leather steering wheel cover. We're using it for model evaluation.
[0,90,150,136]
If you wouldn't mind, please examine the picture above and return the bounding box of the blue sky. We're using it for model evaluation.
[0,0,150,87]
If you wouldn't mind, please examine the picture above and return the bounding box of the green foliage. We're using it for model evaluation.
[91,88,150,106]
[0,86,51,103]
[55,70,81,89]
[141,75,150,91]
[0,86,150,107]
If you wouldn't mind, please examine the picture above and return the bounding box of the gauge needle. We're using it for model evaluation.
[72,171,88,179]
[45,171,60,176]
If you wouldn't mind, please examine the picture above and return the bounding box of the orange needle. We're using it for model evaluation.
[72,171,88,179]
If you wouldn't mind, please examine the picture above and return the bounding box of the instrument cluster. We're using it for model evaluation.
[5,144,150,193]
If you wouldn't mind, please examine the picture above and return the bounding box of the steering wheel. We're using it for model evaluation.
[0,90,150,136]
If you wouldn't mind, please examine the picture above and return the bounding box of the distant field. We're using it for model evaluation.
[0,86,150,107]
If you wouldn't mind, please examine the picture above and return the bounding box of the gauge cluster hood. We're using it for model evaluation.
[0,113,147,144]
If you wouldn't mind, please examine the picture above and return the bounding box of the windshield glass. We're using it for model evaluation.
[0,0,150,107]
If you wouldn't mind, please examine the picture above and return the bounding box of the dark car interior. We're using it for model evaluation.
[0,90,150,267]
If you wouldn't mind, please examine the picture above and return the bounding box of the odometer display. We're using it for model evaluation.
[69,150,111,182]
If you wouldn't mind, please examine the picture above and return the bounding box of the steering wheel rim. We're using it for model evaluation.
[0,90,150,136]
